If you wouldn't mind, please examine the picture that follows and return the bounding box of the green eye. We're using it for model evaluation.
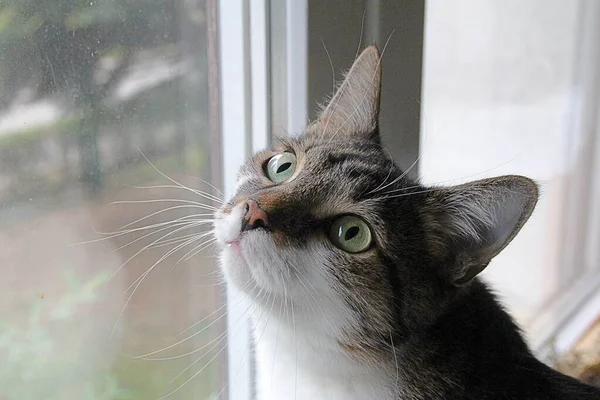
[328,216,373,253]
[266,152,297,183]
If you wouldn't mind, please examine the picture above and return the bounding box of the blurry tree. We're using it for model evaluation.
[0,0,183,193]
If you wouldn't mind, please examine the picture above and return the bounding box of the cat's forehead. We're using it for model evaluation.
[231,137,409,219]
[279,135,382,157]
[250,137,391,185]
[268,136,391,177]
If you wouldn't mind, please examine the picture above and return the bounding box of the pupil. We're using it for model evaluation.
[277,162,292,173]
[345,226,359,241]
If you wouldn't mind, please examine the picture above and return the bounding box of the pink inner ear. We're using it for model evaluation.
[429,177,537,283]
[451,185,530,255]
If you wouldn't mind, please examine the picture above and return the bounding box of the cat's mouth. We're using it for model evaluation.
[225,227,270,254]
[225,238,241,252]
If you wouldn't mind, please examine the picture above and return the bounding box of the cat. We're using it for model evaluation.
[213,45,600,399]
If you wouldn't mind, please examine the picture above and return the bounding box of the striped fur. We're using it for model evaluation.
[213,45,600,399]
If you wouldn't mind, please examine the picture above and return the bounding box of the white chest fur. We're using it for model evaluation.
[251,314,396,400]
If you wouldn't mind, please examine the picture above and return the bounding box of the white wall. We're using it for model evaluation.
[420,0,599,349]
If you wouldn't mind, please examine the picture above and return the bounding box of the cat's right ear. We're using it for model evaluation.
[424,175,539,286]
[305,45,382,142]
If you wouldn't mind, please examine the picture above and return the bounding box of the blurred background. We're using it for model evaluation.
[0,1,226,399]
[1,0,599,399]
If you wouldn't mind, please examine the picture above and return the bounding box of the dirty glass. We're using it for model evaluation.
[0,1,226,399]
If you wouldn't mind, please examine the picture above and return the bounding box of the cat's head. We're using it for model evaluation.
[213,45,538,357]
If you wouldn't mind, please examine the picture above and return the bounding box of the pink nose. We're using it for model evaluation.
[242,200,269,232]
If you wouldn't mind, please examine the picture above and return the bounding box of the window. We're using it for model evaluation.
[0,1,229,398]
[419,0,600,361]
[3,1,598,399]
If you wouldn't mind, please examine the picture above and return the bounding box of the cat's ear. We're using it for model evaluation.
[424,176,539,286]
[306,45,382,142]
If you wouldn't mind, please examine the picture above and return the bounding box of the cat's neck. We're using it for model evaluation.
[250,308,399,400]
[248,281,599,400]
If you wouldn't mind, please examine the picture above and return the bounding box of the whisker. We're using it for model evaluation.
[390,332,399,390]
[367,156,419,196]
[115,215,213,235]
[66,217,199,247]
[210,288,275,398]
[85,206,215,243]
[111,236,201,338]
[211,290,277,398]
[180,174,224,197]
[114,221,212,252]
[133,285,252,359]
[268,272,286,399]
[296,271,326,319]
[322,38,336,94]
[158,339,229,399]
[123,235,203,294]
[363,165,394,196]
[254,291,277,345]
[129,185,224,206]
[288,264,325,319]
[355,8,367,61]
[110,198,216,208]
[177,238,217,264]
[176,297,231,337]
[159,290,263,399]
[169,238,217,272]
[107,221,207,289]
[113,204,217,231]
[140,327,229,361]
[150,233,207,249]
[381,156,519,196]
[137,149,225,205]
[147,231,212,250]
[173,232,215,261]
[292,295,298,400]
[191,280,226,288]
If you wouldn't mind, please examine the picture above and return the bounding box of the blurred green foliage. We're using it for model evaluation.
[0,268,218,399]
[0,270,129,399]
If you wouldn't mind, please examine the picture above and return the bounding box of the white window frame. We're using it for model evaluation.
[527,0,600,362]
[218,2,252,399]
[218,0,307,398]
[268,0,308,139]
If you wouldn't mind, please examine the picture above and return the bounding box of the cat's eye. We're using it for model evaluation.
[265,152,297,183]
[328,215,373,253]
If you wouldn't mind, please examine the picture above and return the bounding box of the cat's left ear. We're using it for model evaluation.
[305,45,382,142]
[425,176,539,286]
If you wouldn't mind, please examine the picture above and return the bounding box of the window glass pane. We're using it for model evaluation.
[419,2,600,361]
[0,1,225,399]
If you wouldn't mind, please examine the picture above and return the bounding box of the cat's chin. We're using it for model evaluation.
[219,230,291,300]
[216,216,340,321]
